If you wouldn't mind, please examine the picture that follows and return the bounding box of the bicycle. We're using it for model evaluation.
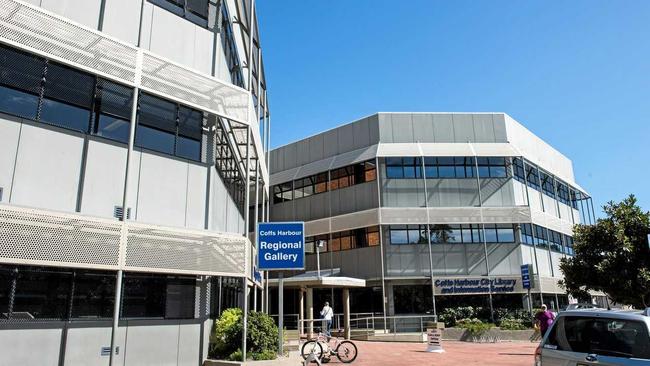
[301,329,358,363]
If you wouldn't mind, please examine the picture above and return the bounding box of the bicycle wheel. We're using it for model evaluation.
[335,340,358,363]
[301,340,324,361]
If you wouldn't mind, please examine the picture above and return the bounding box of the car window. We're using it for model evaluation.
[546,316,650,359]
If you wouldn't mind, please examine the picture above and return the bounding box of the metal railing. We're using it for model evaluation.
[348,314,438,339]
[270,312,378,332]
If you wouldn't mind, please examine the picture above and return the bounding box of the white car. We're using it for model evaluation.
[535,308,650,365]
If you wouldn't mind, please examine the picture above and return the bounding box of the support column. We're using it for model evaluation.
[299,288,305,336]
[343,288,350,340]
[306,287,314,337]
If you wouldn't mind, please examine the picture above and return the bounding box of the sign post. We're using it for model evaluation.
[521,264,533,316]
[257,222,305,357]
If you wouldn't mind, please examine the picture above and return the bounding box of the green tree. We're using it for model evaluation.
[559,195,650,308]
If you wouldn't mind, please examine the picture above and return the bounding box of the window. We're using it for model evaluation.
[389,226,409,244]
[121,273,195,319]
[430,224,461,243]
[70,271,115,319]
[92,79,133,143]
[293,172,327,199]
[11,267,72,320]
[385,157,421,179]
[546,316,650,360]
[273,182,292,204]
[330,165,355,189]
[219,3,244,88]
[477,157,508,178]
[149,0,209,27]
[305,234,329,254]
[557,181,571,205]
[564,235,574,256]
[534,225,549,249]
[540,171,555,197]
[526,163,540,190]
[136,93,203,161]
[549,230,563,252]
[513,158,526,183]
[40,62,94,132]
[0,45,44,120]
[521,224,535,245]
[495,224,516,243]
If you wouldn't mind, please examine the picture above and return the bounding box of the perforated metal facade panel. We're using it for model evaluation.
[0,204,248,277]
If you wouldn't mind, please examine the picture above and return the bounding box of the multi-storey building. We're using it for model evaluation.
[268,113,596,321]
[0,0,270,365]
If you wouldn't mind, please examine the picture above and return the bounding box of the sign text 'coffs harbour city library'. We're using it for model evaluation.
[435,277,517,294]
[257,222,305,270]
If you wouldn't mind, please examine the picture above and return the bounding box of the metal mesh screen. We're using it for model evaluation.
[0,205,249,277]
[0,0,251,125]
[0,205,121,269]
[140,52,249,124]
[124,222,248,276]
[0,0,137,83]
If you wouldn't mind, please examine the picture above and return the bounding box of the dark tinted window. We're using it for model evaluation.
[121,274,195,319]
[71,271,115,319]
[12,268,72,319]
[0,267,11,317]
[40,62,94,132]
[0,85,39,120]
[93,79,133,143]
[546,316,650,360]
[0,45,43,120]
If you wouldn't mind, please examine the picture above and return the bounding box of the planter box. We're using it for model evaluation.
[204,353,302,366]
[442,327,536,342]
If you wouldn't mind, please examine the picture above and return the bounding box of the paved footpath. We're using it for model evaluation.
[329,341,537,366]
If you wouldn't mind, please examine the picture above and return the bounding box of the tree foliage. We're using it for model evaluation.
[559,195,650,308]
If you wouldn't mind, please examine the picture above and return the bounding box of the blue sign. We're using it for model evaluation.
[521,264,532,289]
[257,222,305,270]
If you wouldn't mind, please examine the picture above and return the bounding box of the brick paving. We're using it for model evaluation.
[323,340,537,366]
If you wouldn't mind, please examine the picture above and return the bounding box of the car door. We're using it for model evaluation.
[541,315,650,366]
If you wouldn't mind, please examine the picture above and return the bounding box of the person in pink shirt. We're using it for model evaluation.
[535,304,556,336]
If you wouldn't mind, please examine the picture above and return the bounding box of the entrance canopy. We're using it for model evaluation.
[268,269,366,288]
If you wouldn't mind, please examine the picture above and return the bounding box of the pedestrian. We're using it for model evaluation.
[320,301,333,337]
[535,304,556,337]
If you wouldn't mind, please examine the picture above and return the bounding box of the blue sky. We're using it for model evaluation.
[256,0,650,215]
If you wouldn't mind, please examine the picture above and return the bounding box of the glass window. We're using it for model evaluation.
[367,226,380,247]
[0,45,44,120]
[513,158,526,183]
[386,165,403,179]
[0,85,39,120]
[12,268,72,319]
[546,316,650,360]
[521,224,535,245]
[496,224,515,243]
[39,99,92,132]
[40,62,94,132]
[540,171,555,197]
[121,274,195,319]
[526,163,540,189]
[95,114,130,142]
[136,124,175,155]
[534,225,548,248]
[175,135,201,161]
[0,267,11,317]
[71,271,115,319]
[431,224,455,243]
[389,226,409,245]
[484,224,498,243]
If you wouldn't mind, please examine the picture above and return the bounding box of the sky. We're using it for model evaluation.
[256,0,650,216]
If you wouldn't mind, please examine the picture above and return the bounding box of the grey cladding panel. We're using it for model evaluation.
[472,114,496,143]
[368,114,380,144]
[353,117,371,149]
[337,124,355,153]
[297,140,310,166]
[377,113,393,143]
[492,114,508,142]
[309,135,324,162]
[390,114,414,143]
[452,114,475,143]
[283,144,298,170]
[432,114,454,142]
[323,129,339,158]
[412,114,435,143]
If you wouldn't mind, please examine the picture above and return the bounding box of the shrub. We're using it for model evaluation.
[499,318,528,330]
[227,349,243,361]
[252,349,278,360]
[209,308,278,360]
[457,318,494,337]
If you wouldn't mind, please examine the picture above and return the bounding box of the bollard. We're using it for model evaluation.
[426,322,445,353]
